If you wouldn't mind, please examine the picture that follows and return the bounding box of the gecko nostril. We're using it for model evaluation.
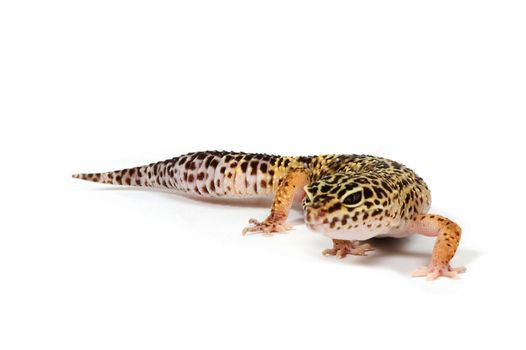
[317,209,328,218]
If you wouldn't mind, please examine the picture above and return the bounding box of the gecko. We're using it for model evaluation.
[73,151,465,280]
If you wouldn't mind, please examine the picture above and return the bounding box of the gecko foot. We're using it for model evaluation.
[412,263,466,280]
[242,218,293,236]
[322,239,375,258]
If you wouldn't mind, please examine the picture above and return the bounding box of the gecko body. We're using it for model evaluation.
[74,151,465,280]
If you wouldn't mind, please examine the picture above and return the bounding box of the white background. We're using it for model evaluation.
[1,1,525,349]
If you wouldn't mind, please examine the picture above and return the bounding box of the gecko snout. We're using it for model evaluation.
[305,206,328,223]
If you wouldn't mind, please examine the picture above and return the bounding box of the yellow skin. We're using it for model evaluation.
[74,151,465,280]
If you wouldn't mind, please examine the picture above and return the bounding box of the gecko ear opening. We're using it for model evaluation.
[304,185,314,201]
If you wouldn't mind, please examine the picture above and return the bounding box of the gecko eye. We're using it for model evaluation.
[342,190,363,207]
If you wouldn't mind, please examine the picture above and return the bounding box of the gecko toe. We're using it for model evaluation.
[242,218,293,236]
[322,240,374,258]
[412,264,466,280]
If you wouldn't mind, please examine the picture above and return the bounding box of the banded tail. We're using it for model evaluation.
[73,151,301,197]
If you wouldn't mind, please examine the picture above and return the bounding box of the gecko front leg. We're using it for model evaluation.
[411,214,466,280]
[242,168,310,235]
[322,239,375,258]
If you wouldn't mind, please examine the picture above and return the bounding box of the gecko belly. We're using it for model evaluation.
[307,223,412,241]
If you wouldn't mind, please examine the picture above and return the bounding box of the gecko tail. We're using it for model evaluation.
[72,172,109,183]
[72,165,151,187]
[72,151,286,197]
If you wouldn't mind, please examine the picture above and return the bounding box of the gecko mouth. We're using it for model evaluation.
[306,222,329,233]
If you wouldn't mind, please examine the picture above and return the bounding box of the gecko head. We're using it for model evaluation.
[303,174,387,233]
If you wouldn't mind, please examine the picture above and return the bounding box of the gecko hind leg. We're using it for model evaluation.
[322,239,375,258]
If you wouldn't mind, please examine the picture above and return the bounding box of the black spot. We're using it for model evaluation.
[320,184,332,193]
[328,202,343,213]
[371,208,382,217]
[376,161,389,169]
[330,186,340,194]
[342,184,357,193]
[204,156,213,168]
[260,163,268,173]
[373,186,386,198]
[381,181,392,192]
[392,161,403,170]
[363,187,374,199]
[298,156,311,164]
[250,161,258,175]
[240,162,248,172]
